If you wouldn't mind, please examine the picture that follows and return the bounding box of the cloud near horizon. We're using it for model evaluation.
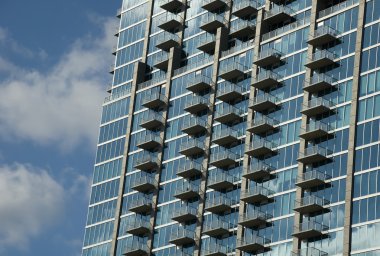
[0,18,117,151]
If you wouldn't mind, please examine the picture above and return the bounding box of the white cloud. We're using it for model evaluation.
[0,18,117,150]
[0,163,65,250]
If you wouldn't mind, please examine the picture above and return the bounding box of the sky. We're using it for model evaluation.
[0,1,120,255]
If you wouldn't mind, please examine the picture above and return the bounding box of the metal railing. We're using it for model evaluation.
[295,195,330,208]
[297,170,331,184]
[210,150,240,162]
[292,247,328,256]
[241,185,274,198]
[300,145,332,158]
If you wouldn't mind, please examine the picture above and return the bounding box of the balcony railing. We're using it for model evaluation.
[134,152,159,171]
[184,95,209,114]
[186,74,212,92]
[296,170,331,189]
[212,126,241,146]
[241,186,274,204]
[298,145,332,164]
[304,73,336,93]
[179,139,205,156]
[254,48,282,67]
[181,116,208,135]
[247,116,279,134]
[294,195,330,215]
[140,111,164,130]
[156,32,180,51]
[197,33,217,53]
[264,4,294,24]
[249,93,279,112]
[142,92,167,109]
[308,26,339,46]
[246,139,277,157]
[174,181,201,200]
[243,161,274,182]
[230,20,256,38]
[208,172,237,190]
[126,218,151,236]
[305,50,337,70]
[153,51,170,71]
[177,160,204,178]
[136,132,162,151]
[158,0,184,12]
[219,62,248,80]
[200,13,226,33]
[158,13,184,31]
[169,228,196,246]
[129,196,153,213]
[292,247,328,256]
[214,105,243,124]
[232,0,261,18]
[131,174,157,193]
[236,236,270,253]
[124,242,149,256]
[202,0,229,11]
[216,81,245,102]
[239,209,272,228]
[293,221,328,240]
[202,243,228,256]
[300,121,330,141]
[252,70,282,89]
[205,195,235,214]
[203,219,232,237]
[172,205,198,222]
[209,150,239,168]
[301,98,333,116]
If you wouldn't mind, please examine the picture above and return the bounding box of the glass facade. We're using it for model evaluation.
[82,0,380,255]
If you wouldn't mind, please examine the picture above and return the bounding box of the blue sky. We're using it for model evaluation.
[0,1,120,255]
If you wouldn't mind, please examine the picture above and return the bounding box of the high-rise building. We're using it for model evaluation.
[82,0,380,255]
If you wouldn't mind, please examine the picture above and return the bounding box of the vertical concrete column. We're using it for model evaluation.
[109,1,155,253]
[292,0,319,252]
[236,5,265,256]
[342,0,366,255]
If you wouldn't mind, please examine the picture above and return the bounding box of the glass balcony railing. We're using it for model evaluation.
[298,145,332,164]
[250,93,279,112]
[214,105,243,123]
[203,219,232,236]
[306,50,337,69]
[134,152,159,171]
[129,195,153,213]
[126,217,151,236]
[156,32,180,50]
[174,181,201,200]
[241,186,274,204]
[236,236,270,252]
[179,139,205,156]
[209,150,240,168]
[300,121,331,140]
[296,170,331,189]
[181,116,208,135]
[177,160,204,178]
[124,242,149,256]
[169,228,196,246]
[301,98,333,116]
[136,132,162,150]
[246,138,277,157]
[318,0,358,18]
[239,209,272,228]
[212,126,241,146]
[202,243,229,256]
[293,221,328,240]
[248,116,279,134]
[184,95,209,113]
[292,247,328,256]
[294,195,329,215]
[131,173,157,193]
[216,81,245,101]
[153,51,170,70]
[262,18,309,41]
[158,0,184,12]
[304,73,336,92]
[208,171,238,190]
[243,161,274,181]
[186,74,213,92]
[232,0,262,18]
[158,13,184,31]
[264,4,294,23]
[200,13,226,33]
[255,48,282,67]
[230,20,256,37]
[197,33,217,53]
[205,195,236,213]
[308,26,339,46]
[221,40,254,58]
[140,110,164,130]
[172,205,198,222]
[252,70,282,89]
[202,0,229,11]
[219,62,248,80]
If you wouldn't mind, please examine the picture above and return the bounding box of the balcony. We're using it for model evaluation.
[308,26,339,46]
[247,116,278,134]
[134,152,159,171]
[293,221,328,240]
[158,13,183,32]
[129,196,152,214]
[126,218,151,236]
[202,244,228,256]
[123,242,149,256]
[203,219,231,237]
[172,205,198,222]
[212,126,240,146]
[301,98,333,116]
[174,182,201,200]
[304,73,336,93]
[153,51,170,71]
[200,13,226,33]
[216,81,245,102]
[292,247,328,256]
[236,236,270,253]
[140,111,164,130]
[219,62,247,81]
[298,145,332,164]
[198,33,217,53]
[232,0,260,18]
[186,75,212,93]
[202,0,228,12]
[179,139,205,157]
[110,64,115,74]
[246,139,277,158]
[264,4,294,24]
[251,70,281,90]
[239,210,272,228]
[294,195,329,215]
[243,162,274,182]
[169,228,196,246]
[300,121,330,141]
[177,160,204,178]
[136,132,162,151]
[142,92,167,109]
[184,95,209,114]
[250,93,279,112]
[230,20,256,38]
[209,150,239,169]
[241,186,274,204]
[205,195,235,214]
[208,172,237,190]
[296,170,331,189]
[156,32,180,51]
[214,105,243,124]
[131,174,157,193]
[255,48,282,67]
[159,0,184,12]
[305,50,337,70]
[181,116,208,135]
